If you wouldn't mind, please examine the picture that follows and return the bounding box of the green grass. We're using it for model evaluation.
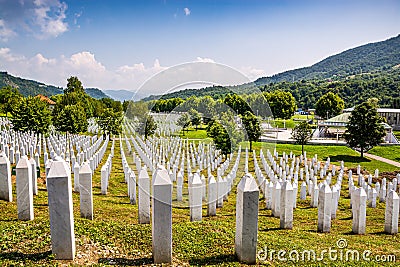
[244,142,399,173]
[0,139,399,266]
[368,145,400,163]
[273,114,315,129]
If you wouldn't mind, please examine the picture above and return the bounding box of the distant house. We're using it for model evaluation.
[35,94,56,109]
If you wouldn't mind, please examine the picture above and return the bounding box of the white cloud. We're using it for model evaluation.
[196,57,215,63]
[0,19,17,41]
[0,0,69,41]
[240,66,267,80]
[184,7,191,16]
[0,48,168,91]
[0,48,264,96]
[33,0,68,39]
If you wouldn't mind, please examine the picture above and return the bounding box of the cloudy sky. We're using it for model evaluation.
[0,0,399,95]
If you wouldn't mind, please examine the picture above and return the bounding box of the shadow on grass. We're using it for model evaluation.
[0,250,52,261]
[189,253,237,265]
[98,257,153,266]
[330,155,370,163]
[259,227,282,232]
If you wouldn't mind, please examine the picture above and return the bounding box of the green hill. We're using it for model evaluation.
[255,34,400,85]
[0,72,109,99]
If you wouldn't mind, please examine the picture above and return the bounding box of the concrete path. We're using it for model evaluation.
[364,153,400,168]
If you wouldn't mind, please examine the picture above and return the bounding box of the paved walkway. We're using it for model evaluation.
[364,153,400,168]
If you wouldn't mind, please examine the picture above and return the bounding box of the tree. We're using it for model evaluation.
[206,119,232,156]
[188,108,202,130]
[0,86,22,117]
[65,76,84,94]
[264,90,297,119]
[96,108,123,135]
[241,111,261,151]
[315,92,344,119]
[10,96,52,134]
[177,113,191,135]
[144,115,157,139]
[54,105,88,134]
[344,101,385,158]
[291,121,312,155]
[224,94,252,116]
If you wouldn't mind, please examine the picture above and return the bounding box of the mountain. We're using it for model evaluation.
[255,34,400,85]
[0,71,109,99]
[104,89,137,101]
[85,88,110,99]
[0,71,64,96]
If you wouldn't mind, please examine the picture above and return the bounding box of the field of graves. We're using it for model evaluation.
[1,119,400,266]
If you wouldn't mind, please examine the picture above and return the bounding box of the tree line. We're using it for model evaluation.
[0,77,123,135]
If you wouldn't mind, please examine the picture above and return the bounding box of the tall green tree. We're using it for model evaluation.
[10,96,52,134]
[0,86,22,117]
[54,105,88,134]
[224,94,252,116]
[177,113,191,135]
[315,92,345,119]
[206,119,232,156]
[143,115,157,139]
[65,76,85,94]
[96,108,123,135]
[344,101,385,158]
[291,121,312,155]
[264,90,297,119]
[188,108,202,130]
[241,111,261,151]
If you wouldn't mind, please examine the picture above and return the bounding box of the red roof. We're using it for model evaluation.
[36,94,56,105]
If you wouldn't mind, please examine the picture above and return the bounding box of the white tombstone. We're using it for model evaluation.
[331,185,339,219]
[0,153,12,202]
[129,171,137,205]
[100,165,108,195]
[190,173,203,221]
[235,174,259,264]
[265,181,273,210]
[138,166,151,224]
[272,182,281,218]
[311,182,319,208]
[384,190,399,234]
[79,162,93,220]
[152,165,172,264]
[317,183,332,233]
[16,156,33,220]
[352,187,367,234]
[29,158,38,195]
[280,181,293,229]
[73,162,80,192]
[300,181,307,200]
[176,171,183,201]
[47,158,76,260]
[207,175,217,216]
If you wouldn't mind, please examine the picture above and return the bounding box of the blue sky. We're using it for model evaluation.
[0,0,399,95]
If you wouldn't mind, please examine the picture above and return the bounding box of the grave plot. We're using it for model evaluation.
[0,118,399,266]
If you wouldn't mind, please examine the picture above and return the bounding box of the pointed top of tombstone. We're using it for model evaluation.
[356,187,367,197]
[209,175,216,184]
[282,181,293,191]
[192,173,202,185]
[16,155,30,168]
[73,161,80,168]
[153,165,172,186]
[0,152,9,164]
[320,183,331,193]
[47,159,70,179]
[238,174,259,192]
[79,162,92,174]
[139,166,149,179]
[387,190,399,200]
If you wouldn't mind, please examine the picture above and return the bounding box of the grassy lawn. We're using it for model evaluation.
[0,138,399,266]
[272,114,315,129]
[368,145,400,163]
[244,142,399,173]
